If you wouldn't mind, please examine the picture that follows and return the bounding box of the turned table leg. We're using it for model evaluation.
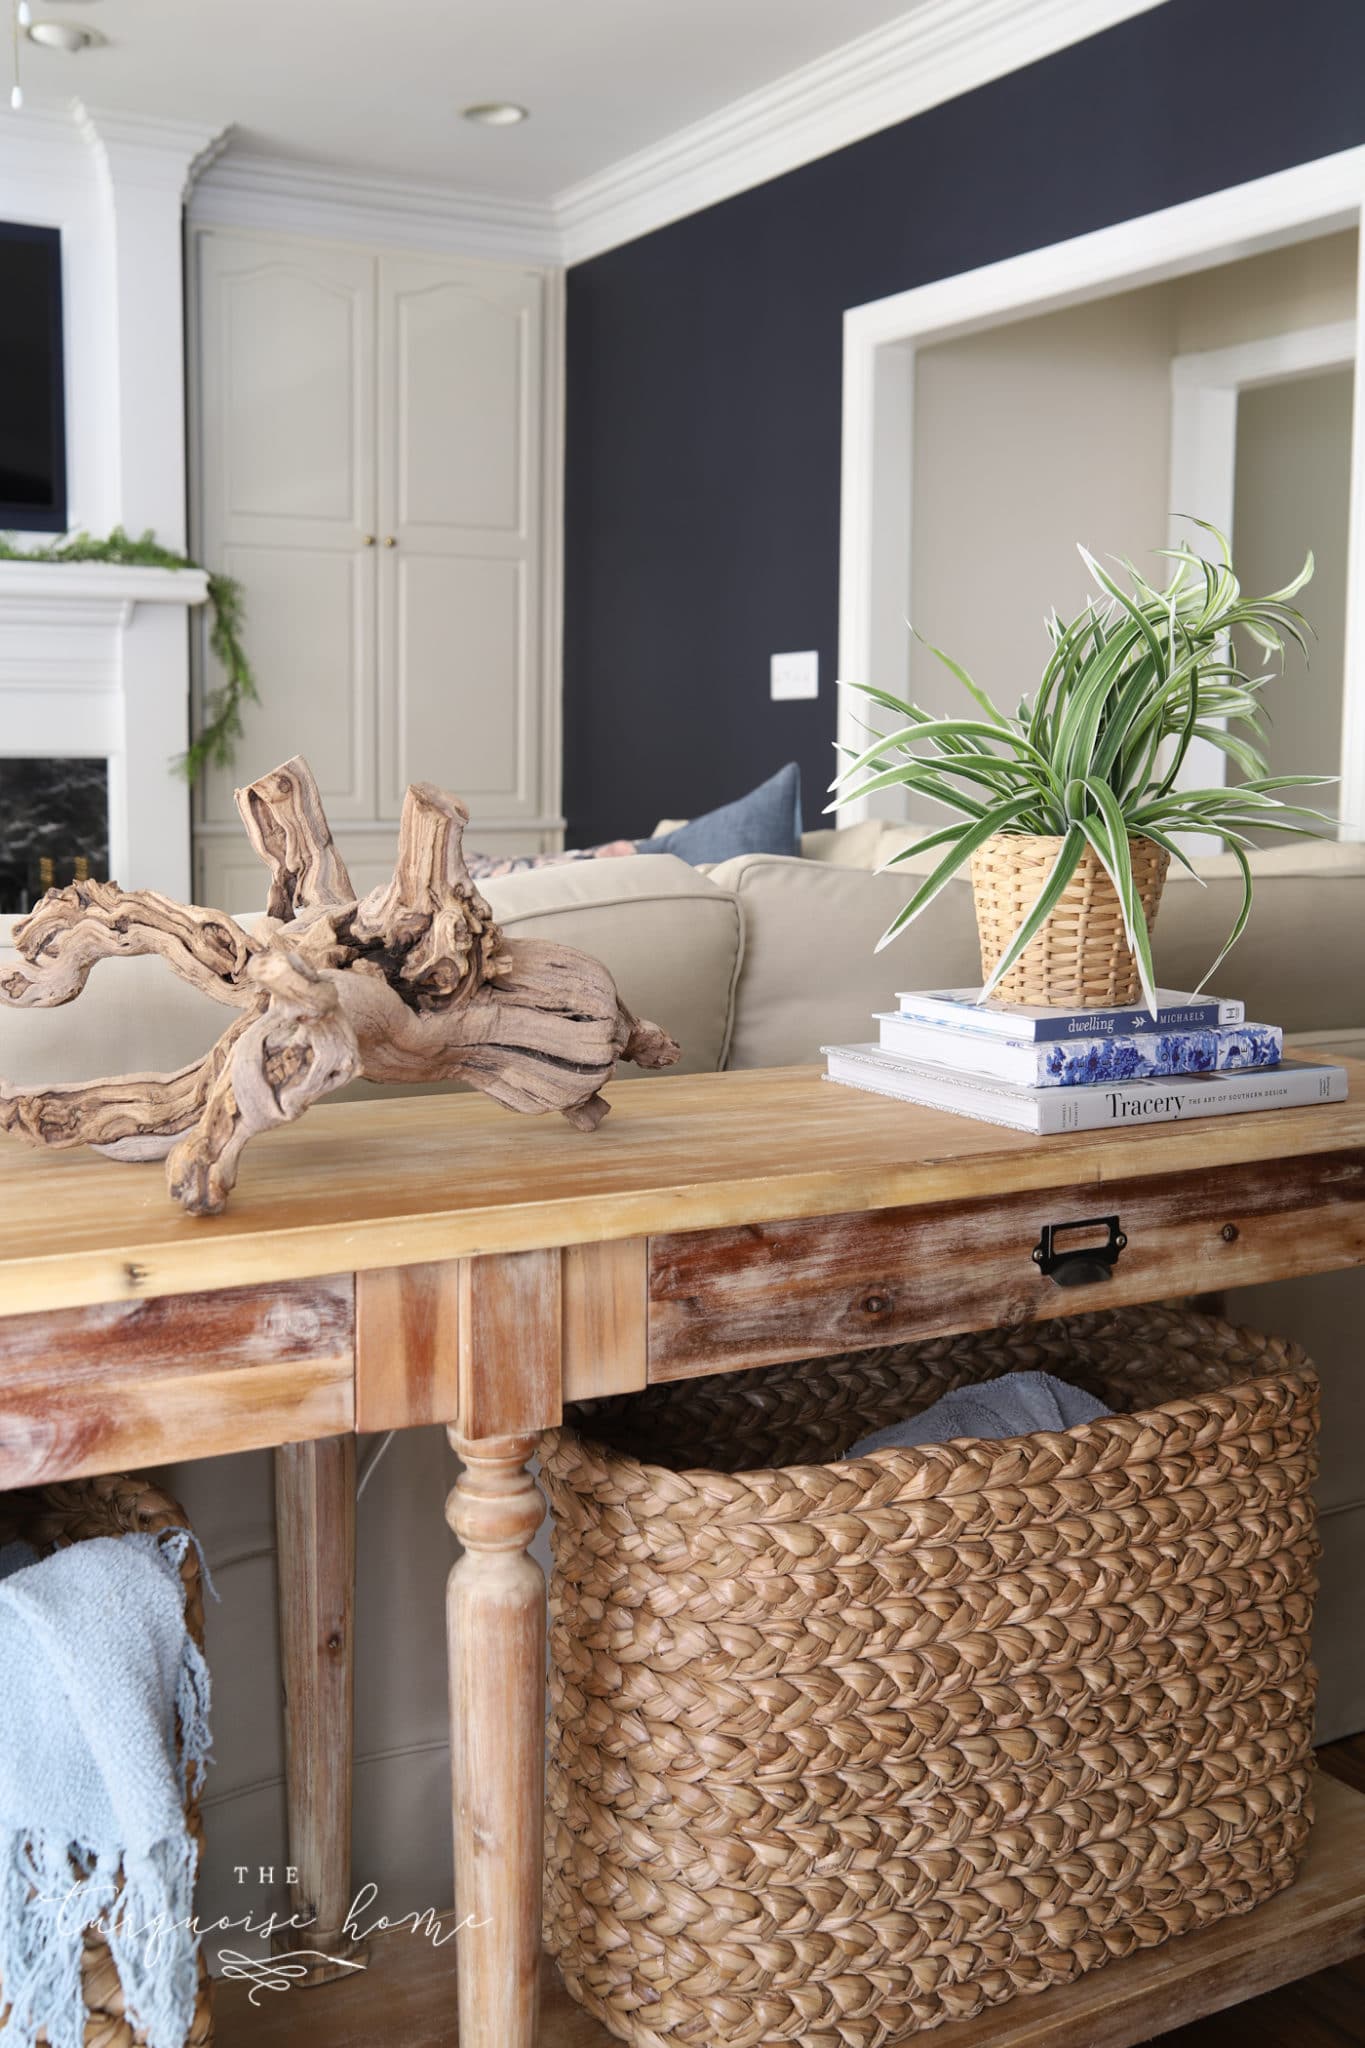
[273,1435,364,1980]
[446,1428,547,2048]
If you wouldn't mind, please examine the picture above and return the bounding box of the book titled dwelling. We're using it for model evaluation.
[876,1015,1283,1089]
[822,1045,1346,1135]
[893,987,1245,1042]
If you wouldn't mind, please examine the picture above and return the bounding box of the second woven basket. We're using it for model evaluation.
[0,1475,214,2048]
[542,1307,1319,2048]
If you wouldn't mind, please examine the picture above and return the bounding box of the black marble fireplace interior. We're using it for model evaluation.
[0,757,108,913]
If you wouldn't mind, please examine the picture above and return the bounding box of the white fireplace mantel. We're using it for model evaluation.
[0,559,210,900]
[0,558,209,621]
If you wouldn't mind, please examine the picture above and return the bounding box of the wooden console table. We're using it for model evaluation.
[1,1061,1364,2047]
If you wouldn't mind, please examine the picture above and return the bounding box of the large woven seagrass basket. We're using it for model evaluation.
[0,1474,214,2048]
[542,1306,1319,2048]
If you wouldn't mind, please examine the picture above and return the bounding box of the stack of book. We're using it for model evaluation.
[823,987,1347,1132]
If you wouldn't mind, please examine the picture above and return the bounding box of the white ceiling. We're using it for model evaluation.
[19,0,931,198]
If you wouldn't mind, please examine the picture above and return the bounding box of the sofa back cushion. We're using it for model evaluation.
[708,854,980,1069]
[3,839,1359,1094]
[1159,842,1365,1033]
[711,838,1365,1070]
[480,853,739,1076]
[0,854,739,1092]
[0,917,226,1084]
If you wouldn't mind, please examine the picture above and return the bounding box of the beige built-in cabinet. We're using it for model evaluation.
[190,227,562,909]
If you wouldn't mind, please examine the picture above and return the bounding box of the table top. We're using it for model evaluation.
[0,1057,1360,1316]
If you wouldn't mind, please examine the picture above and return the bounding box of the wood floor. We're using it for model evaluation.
[215,1739,1365,2048]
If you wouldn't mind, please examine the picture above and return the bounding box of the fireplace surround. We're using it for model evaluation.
[0,558,207,901]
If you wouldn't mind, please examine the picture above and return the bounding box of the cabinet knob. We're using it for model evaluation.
[383,535,398,548]
[361,534,376,547]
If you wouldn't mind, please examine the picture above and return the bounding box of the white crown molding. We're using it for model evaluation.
[190,150,560,265]
[18,0,1172,266]
[5,2,1174,265]
[557,0,1171,264]
[74,101,230,199]
[74,101,231,200]
[0,100,223,200]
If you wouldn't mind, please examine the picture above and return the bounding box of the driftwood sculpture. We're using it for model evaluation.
[0,757,679,1215]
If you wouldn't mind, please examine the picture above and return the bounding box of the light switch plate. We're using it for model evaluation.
[770,649,819,701]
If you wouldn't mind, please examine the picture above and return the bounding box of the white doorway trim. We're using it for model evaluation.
[836,143,1365,828]
[1165,319,1357,798]
[1169,319,1357,549]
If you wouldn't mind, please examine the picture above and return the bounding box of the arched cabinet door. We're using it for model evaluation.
[376,255,546,827]
[192,231,378,841]
[191,230,557,913]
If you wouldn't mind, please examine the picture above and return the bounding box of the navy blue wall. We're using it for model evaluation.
[562,0,1365,846]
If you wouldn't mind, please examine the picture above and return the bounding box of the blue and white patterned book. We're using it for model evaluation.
[894,987,1245,1041]
[876,1014,1282,1088]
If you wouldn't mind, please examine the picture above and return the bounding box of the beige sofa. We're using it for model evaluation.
[1,833,1361,1942]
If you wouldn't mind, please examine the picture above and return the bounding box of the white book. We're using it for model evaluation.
[893,986,1245,1041]
[875,1014,1283,1088]
[821,1043,1346,1134]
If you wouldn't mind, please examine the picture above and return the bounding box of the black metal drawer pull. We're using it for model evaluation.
[1033,1215,1126,1288]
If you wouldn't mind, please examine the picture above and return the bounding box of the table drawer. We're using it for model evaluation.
[647,1149,1365,1381]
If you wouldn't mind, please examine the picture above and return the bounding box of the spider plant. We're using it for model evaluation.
[831,523,1334,1013]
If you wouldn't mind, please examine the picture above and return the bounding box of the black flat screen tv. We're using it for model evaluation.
[0,222,66,533]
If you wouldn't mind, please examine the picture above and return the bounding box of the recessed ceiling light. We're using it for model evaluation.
[27,17,101,48]
[462,102,528,127]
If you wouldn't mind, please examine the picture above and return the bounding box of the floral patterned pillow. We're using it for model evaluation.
[464,839,639,882]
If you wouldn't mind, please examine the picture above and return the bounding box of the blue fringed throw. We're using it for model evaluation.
[846,1370,1112,1457]
[0,1530,212,2048]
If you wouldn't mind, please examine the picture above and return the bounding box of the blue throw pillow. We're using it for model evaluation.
[637,763,802,865]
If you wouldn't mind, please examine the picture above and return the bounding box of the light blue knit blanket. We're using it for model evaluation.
[0,1529,212,2048]
[846,1370,1111,1457]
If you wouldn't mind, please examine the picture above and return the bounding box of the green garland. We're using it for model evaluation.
[0,526,258,783]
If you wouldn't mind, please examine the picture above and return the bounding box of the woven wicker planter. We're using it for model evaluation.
[0,1475,214,2048]
[543,1307,1318,2048]
[969,832,1170,1008]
